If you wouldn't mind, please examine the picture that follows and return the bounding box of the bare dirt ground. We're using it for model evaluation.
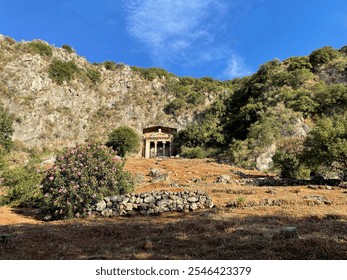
[0,158,346,259]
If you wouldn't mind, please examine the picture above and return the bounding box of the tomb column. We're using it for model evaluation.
[154,141,157,157]
[145,140,151,158]
[163,141,166,157]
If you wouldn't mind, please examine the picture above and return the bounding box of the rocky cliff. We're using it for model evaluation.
[0,35,210,149]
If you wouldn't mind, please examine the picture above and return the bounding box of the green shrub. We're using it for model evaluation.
[61,44,75,54]
[285,56,312,71]
[302,113,347,179]
[48,59,79,85]
[28,41,53,57]
[186,91,204,105]
[287,94,318,117]
[1,164,44,206]
[85,67,101,84]
[340,46,347,55]
[273,150,300,179]
[106,126,141,157]
[131,66,173,81]
[103,61,117,70]
[180,146,208,159]
[227,138,256,168]
[0,103,14,152]
[41,144,134,220]
[164,98,186,114]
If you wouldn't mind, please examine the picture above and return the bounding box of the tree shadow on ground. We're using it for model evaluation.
[0,209,346,260]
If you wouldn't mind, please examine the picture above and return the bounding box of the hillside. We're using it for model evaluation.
[0,35,229,149]
[1,158,346,259]
[174,45,347,177]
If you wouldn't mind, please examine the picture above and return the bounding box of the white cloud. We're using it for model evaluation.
[123,0,227,65]
[223,54,251,79]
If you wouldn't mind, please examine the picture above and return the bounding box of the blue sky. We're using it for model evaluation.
[1,0,346,80]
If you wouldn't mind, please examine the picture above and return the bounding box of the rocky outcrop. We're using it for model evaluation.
[256,144,276,171]
[0,35,211,149]
[92,190,214,217]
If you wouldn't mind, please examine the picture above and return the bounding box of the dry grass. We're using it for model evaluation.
[1,158,347,259]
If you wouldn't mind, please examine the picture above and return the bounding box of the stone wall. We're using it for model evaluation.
[92,190,214,217]
[216,175,342,187]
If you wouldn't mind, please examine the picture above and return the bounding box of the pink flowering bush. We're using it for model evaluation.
[40,144,134,220]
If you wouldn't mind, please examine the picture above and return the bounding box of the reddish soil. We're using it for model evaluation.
[0,158,346,259]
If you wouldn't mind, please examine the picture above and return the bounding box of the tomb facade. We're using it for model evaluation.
[142,126,177,158]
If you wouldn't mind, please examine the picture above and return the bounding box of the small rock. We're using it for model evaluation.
[138,203,148,211]
[149,168,163,177]
[204,199,214,208]
[106,201,113,208]
[96,200,107,211]
[109,195,119,202]
[216,175,231,183]
[101,208,113,217]
[266,188,277,194]
[191,177,201,183]
[190,203,198,211]
[323,200,333,205]
[187,196,199,203]
[125,203,133,211]
[43,214,52,221]
[304,195,326,205]
[144,196,156,204]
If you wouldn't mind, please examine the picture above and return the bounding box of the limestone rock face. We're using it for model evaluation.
[256,143,277,171]
[0,36,210,149]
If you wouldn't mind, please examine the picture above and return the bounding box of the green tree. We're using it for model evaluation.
[309,46,340,68]
[106,126,141,157]
[302,113,347,179]
[272,137,308,179]
[0,104,14,151]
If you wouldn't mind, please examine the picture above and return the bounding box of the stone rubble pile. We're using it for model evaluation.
[303,195,332,205]
[149,168,169,183]
[92,190,214,217]
[226,198,293,208]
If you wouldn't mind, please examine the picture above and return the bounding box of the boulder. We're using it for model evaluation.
[144,196,156,204]
[256,143,276,171]
[216,175,231,183]
[187,196,199,203]
[101,208,113,217]
[95,200,107,211]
